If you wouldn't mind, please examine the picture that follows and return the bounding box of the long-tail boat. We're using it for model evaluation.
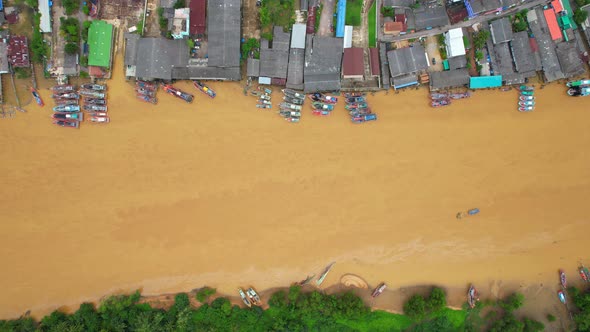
[316,262,335,286]
[238,288,252,307]
[30,87,44,106]
[193,80,216,98]
[162,84,193,103]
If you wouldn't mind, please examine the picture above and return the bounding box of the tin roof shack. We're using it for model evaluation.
[581,4,590,48]
[190,0,207,35]
[286,23,306,90]
[171,8,190,39]
[303,35,343,92]
[386,44,428,89]
[0,41,9,74]
[342,47,364,79]
[555,42,585,78]
[124,33,140,77]
[414,5,449,31]
[259,26,290,83]
[430,68,470,90]
[38,0,52,33]
[135,38,189,80]
[528,8,563,82]
[510,31,541,79]
[7,36,30,67]
[464,0,501,18]
[369,47,380,78]
[490,18,513,44]
[445,28,466,58]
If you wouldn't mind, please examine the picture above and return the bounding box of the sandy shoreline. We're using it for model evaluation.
[0,54,589,325]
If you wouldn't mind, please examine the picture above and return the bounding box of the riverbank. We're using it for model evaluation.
[1,52,589,324]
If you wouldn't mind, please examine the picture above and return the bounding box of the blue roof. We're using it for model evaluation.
[469,75,503,89]
[336,0,346,37]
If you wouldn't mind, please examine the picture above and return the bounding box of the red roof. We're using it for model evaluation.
[88,66,106,78]
[551,0,563,13]
[543,9,562,41]
[529,37,538,52]
[307,7,317,34]
[394,14,407,31]
[384,22,404,34]
[342,48,364,77]
[7,36,30,68]
[190,0,206,35]
[369,48,379,77]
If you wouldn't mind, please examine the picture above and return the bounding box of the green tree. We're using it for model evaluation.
[523,317,545,332]
[513,19,527,32]
[574,8,588,25]
[82,5,90,15]
[62,0,80,15]
[404,294,426,320]
[489,313,525,332]
[473,30,490,50]
[500,293,525,312]
[269,290,288,308]
[426,287,446,312]
[196,287,216,303]
[65,43,78,55]
[25,0,38,7]
[546,313,556,322]
[174,0,187,8]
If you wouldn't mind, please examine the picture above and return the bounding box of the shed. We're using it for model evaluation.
[369,47,380,77]
[469,75,503,89]
[190,0,207,35]
[342,47,364,79]
[38,0,52,33]
[291,24,306,49]
[430,69,470,90]
[343,26,353,48]
[258,77,271,84]
[247,58,260,77]
[88,20,114,68]
[335,0,346,38]
[384,22,404,35]
[445,28,466,57]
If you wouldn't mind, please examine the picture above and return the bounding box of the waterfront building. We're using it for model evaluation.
[386,44,428,89]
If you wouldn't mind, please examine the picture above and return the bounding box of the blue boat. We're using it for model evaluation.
[53,105,80,113]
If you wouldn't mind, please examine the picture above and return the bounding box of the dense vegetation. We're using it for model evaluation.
[259,0,294,35]
[569,286,590,331]
[62,0,80,15]
[30,13,48,63]
[574,8,588,25]
[575,0,590,6]
[60,17,80,55]
[512,10,529,32]
[241,38,261,61]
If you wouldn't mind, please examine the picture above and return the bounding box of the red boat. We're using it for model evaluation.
[162,84,194,103]
[580,265,590,282]
[467,285,479,309]
[30,87,44,106]
[53,119,79,128]
[431,98,451,107]
[560,270,567,288]
[371,283,386,298]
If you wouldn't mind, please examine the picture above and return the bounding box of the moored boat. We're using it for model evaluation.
[54,100,79,107]
[53,119,79,128]
[136,87,156,96]
[430,92,448,99]
[312,101,334,111]
[256,103,272,109]
[52,92,79,100]
[162,84,194,103]
[316,262,335,286]
[371,283,387,298]
[259,94,271,101]
[567,86,590,97]
[52,112,83,121]
[298,275,315,285]
[81,83,106,91]
[580,265,590,282]
[449,91,471,99]
[349,108,372,117]
[520,90,534,96]
[345,96,366,104]
[345,102,368,110]
[519,96,535,101]
[283,96,304,105]
[51,84,75,92]
[560,270,567,288]
[312,109,331,116]
[558,290,566,304]
[30,87,44,106]
[518,106,533,112]
[431,98,451,107]
[344,92,366,98]
[89,112,108,117]
[136,80,156,90]
[309,92,337,104]
[238,288,252,307]
[279,110,301,117]
[468,285,479,309]
[246,288,261,306]
[351,113,377,123]
[89,115,110,123]
[280,102,302,110]
[84,98,106,105]
[518,101,535,107]
[136,94,157,104]
[282,89,305,99]
[259,99,272,105]
[83,104,108,112]
[193,80,216,98]
[250,90,262,97]
[566,79,590,87]
[79,90,105,98]
[285,116,300,123]
[53,105,80,112]
[258,86,272,94]
[520,85,534,91]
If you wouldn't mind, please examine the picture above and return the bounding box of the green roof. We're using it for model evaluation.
[469,76,502,89]
[88,21,113,68]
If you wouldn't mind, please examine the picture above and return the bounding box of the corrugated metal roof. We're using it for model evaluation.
[369,48,379,76]
[38,0,52,33]
[343,26,353,48]
[469,75,503,89]
[291,24,306,49]
[543,9,562,41]
[342,47,364,77]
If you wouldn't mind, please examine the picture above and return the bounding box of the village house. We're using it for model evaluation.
[386,44,428,89]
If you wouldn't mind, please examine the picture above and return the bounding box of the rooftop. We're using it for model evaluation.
[469,75,502,89]
[447,55,467,69]
[490,18,513,44]
[369,47,380,77]
[304,35,343,92]
[467,0,501,15]
[382,0,415,7]
[7,36,30,68]
[88,20,114,68]
[286,48,305,90]
[386,44,428,78]
[0,42,9,73]
[259,26,290,79]
[247,58,260,77]
[430,68,470,90]
[124,33,140,67]
[38,0,52,33]
[556,42,585,78]
[291,24,306,49]
[530,8,563,81]
[414,6,449,30]
[342,47,364,78]
[207,0,241,68]
[135,38,189,80]
[511,31,540,74]
[190,0,207,34]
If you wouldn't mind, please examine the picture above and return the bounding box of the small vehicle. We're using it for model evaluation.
[53,120,79,128]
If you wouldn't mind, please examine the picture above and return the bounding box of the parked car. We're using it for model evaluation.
[432,58,436,65]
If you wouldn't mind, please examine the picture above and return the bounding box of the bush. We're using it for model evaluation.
[426,287,446,312]
[14,67,31,79]
[546,314,556,322]
[25,0,38,7]
[80,71,89,78]
[82,5,90,15]
[60,17,80,43]
[65,42,78,55]
[63,0,80,15]
[404,295,426,320]
[31,14,48,63]
[473,30,490,50]
[195,287,216,303]
[174,0,186,8]
[241,37,260,61]
[381,7,395,18]
[500,293,524,312]
[574,8,588,26]
[82,21,92,42]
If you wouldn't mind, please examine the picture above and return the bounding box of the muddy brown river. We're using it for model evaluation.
[1,56,589,318]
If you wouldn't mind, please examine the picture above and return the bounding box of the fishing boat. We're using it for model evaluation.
[566,79,590,87]
[467,285,479,309]
[280,102,302,110]
[309,93,337,104]
[520,90,534,96]
[54,100,79,107]
[84,98,106,105]
[52,112,83,121]
[283,96,304,105]
[246,288,261,306]
[285,116,300,123]
[136,81,156,90]
[518,106,534,112]
[299,275,315,285]
[558,290,566,304]
[136,94,157,104]
[238,288,252,307]
[567,86,590,96]
[520,85,534,91]
[53,105,80,112]
[162,85,194,103]
[84,105,108,112]
[250,90,262,97]
[316,262,335,286]
[352,114,377,123]
[51,84,75,92]
[501,87,513,92]
[282,89,305,99]
[344,92,366,98]
[256,103,272,109]
[560,270,567,288]
[89,112,108,117]
[258,86,272,94]
[79,90,105,98]
[259,99,272,105]
[52,92,79,100]
[430,92,448,99]
[371,283,387,298]
[279,110,301,117]
[518,101,535,107]
[259,94,271,101]
[193,80,216,98]
[431,99,451,107]
[349,108,372,117]
[136,87,156,96]
[345,96,366,104]
[30,87,44,106]
[53,119,79,128]
[519,96,535,101]
[345,102,368,110]
[580,265,590,282]
[312,101,334,111]
[449,91,471,99]
[81,83,106,91]
[90,115,110,123]
[312,109,331,116]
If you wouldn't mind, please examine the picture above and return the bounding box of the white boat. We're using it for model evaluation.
[238,288,251,307]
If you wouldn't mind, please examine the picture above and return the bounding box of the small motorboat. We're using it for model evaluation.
[30,87,44,106]
[83,104,108,112]
[344,92,366,98]
[136,94,157,104]
[345,102,368,110]
[53,119,79,128]
[518,106,534,112]
[501,87,513,92]
[52,112,83,121]
[468,285,479,309]
[282,89,305,99]
[312,109,331,116]
[519,96,535,101]
[518,101,535,107]
[52,92,79,100]
[250,90,262,97]
[312,101,334,111]
[431,99,451,107]
[259,94,271,101]
[89,112,108,117]
[520,90,534,96]
[580,265,590,282]
[238,288,252,307]
[351,113,377,124]
[89,115,110,123]
[345,96,366,104]
[430,92,448,99]
[256,103,272,109]
[285,116,300,123]
[246,288,261,306]
[371,283,387,298]
[560,270,567,288]
[51,84,75,92]
[558,290,566,304]
[193,80,216,98]
[53,105,80,112]
[81,83,106,91]
[520,85,534,91]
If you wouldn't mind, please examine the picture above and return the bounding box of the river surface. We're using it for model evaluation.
[1,56,589,318]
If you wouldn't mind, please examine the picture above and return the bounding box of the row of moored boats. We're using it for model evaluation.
[251,86,273,109]
[430,91,470,108]
[343,93,376,123]
[518,85,535,112]
[50,83,109,128]
[566,79,590,97]
[280,89,306,122]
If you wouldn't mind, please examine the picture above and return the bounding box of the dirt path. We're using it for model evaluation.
[318,0,335,37]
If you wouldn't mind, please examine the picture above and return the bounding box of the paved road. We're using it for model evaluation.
[382,0,549,42]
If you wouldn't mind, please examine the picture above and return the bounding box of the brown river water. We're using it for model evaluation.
[1,56,589,319]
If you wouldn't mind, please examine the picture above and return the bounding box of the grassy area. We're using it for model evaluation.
[338,310,414,332]
[259,0,295,35]
[368,0,376,47]
[345,0,362,26]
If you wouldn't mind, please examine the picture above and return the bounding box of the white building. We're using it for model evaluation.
[38,0,52,33]
[445,28,466,58]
